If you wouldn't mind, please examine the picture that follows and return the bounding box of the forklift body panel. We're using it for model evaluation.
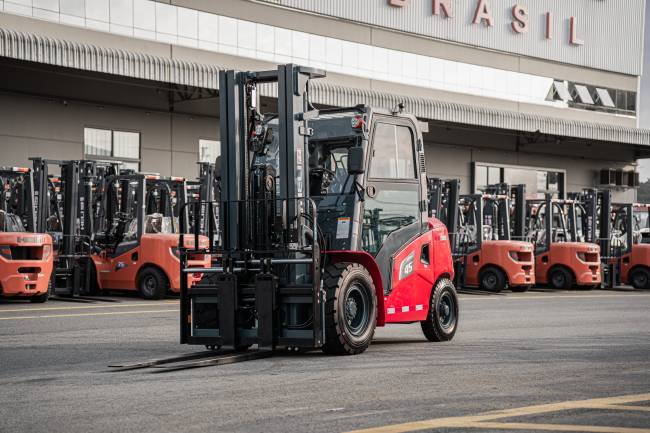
[463,240,534,288]
[0,232,53,297]
[534,242,601,286]
[93,233,208,291]
[0,167,54,299]
[527,198,602,287]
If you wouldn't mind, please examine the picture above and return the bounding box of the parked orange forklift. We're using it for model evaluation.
[91,172,210,299]
[526,197,601,289]
[582,188,650,290]
[607,203,650,289]
[0,167,53,302]
[431,179,534,292]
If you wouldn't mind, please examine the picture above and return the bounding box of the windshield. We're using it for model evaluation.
[310,144,355,197]
[634,209,649,232]
[0,210,26,233]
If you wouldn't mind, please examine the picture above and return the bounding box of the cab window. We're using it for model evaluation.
[369,123,416,179]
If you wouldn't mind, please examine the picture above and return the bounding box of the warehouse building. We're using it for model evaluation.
[0,0,648,200]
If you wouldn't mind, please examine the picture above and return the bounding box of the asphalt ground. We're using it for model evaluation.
[0,288,649,433]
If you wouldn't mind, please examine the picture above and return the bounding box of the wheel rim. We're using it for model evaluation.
[483,273,497,290]
[633,272,648,287]
[437,291,456,330]
[552,272,565,287]
[344,283,370,336]
[142,275,156,296]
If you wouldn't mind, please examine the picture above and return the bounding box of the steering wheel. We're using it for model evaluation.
[311,167,335,178]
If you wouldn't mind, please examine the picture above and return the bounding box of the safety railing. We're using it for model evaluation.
[178,197,319,258]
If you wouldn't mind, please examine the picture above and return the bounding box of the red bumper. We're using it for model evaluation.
[0,262,51,297]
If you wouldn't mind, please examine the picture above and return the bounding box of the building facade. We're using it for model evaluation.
[0,0,648,199]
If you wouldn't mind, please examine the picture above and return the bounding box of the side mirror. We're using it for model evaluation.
[347,147,365,175]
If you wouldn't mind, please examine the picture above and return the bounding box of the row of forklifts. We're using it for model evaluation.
[0,160,213,303]
[430,179,650,293]
[1,64,648,365]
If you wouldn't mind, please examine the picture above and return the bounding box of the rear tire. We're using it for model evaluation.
[322,262,377,356]
[420,278,459,342]
[548,266,573,290]
[630,267,650,290]
[138,267,169,300]
[479,266,506,292]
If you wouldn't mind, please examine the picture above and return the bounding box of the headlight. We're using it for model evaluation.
[0,245,11,260]
[576,252,586,262]
[170,247,181,258]
[509,251,519,261]
[42,244,52,260]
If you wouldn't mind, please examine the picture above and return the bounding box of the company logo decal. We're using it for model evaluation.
[399,251,415,281]
[389,0,584,45]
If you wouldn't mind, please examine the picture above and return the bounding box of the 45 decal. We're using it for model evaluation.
[399,251,415,281]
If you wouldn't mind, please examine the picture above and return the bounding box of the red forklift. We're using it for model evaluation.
[525,197,601,289]
[91,172,210,299]
[430,179,534,292]
[155,64,459,366]
[582,188,650,290]
[0,167,53,302]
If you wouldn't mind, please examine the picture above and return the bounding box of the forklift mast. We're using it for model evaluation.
[31,158,99,296]
[144,175,189,232]
[509,184,526,241]
[428,178,460,255]
[180,64,326,351]
[0,167,37,233]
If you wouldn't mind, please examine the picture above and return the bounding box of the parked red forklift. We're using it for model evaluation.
[91,172,211,299]
[116,64,460,369]
[430,179,534,292]
[0,167,53,302]
[580,189,650,290]
[525,196,601,289]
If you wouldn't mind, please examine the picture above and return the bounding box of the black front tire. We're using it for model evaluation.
[29,291,50,303]
[630,267,650,290]
[138,267,169,300]
[421,278,459,342]
[479,266,506,292]
[322,262,377,356]
[31,274,53,303]
[548,267,573,290]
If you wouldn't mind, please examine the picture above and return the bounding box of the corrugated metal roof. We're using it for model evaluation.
[0,28,220,89]
[1,27,648,147]
[308,81,650,147]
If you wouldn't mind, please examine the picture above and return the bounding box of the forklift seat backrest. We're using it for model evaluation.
[0,210,25,233]
[124,219,138,241]
[144,214,177,234]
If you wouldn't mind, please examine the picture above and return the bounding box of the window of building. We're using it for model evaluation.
[369,123,416,179]
[199,139,220,163]
[473,162,565,199]
[84,127,140,170]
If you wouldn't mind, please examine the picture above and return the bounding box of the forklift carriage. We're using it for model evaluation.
[177,64,459,356]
